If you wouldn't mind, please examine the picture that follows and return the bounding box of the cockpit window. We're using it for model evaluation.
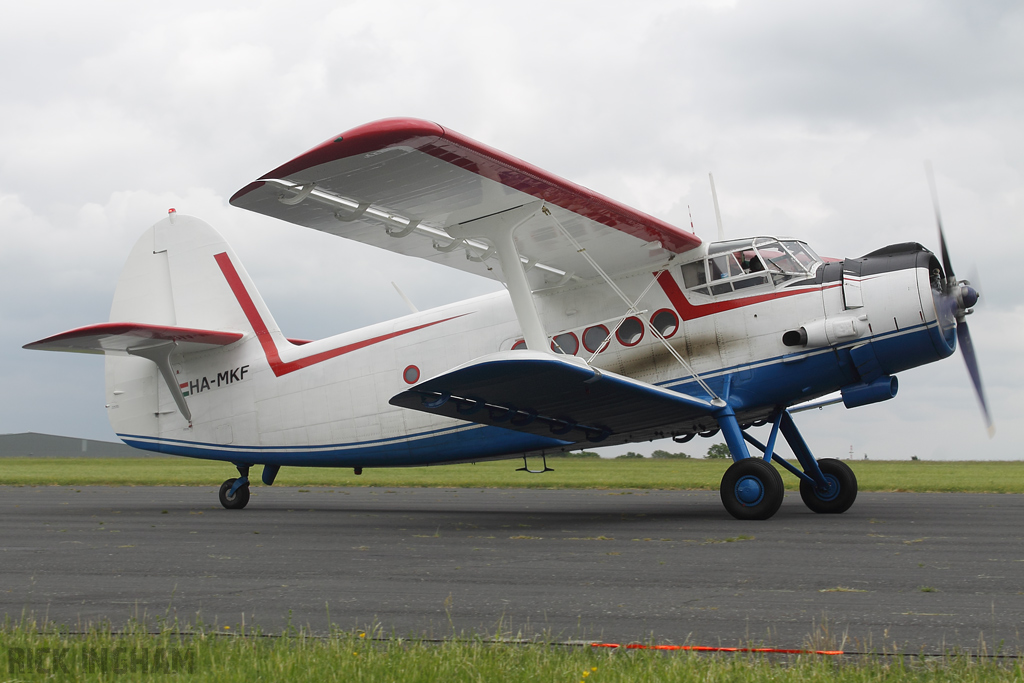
[709,252,744,280]
[753,241,803,284]
[783,241,821,269]
[680,237,822,296]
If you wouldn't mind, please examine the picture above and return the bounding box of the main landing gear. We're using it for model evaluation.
[217,463,282,510]
[798,458,857,514]
[714,406,858,520]
[720,458,784,520]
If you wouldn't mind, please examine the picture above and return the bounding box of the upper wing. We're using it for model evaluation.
[23,322,244,355]
[230,118,702,288]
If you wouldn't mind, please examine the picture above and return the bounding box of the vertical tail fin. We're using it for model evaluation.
[26,212,287,450]
[105,213,282,439]
[110,212,283,339]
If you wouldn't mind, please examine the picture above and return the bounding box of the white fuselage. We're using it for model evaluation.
[107,223,952,467]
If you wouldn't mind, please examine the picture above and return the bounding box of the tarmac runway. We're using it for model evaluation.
[2,485,1022,651]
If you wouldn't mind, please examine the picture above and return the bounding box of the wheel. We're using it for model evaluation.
[219,478,250,510]
[720,458,785,520]
[799,459,857,514]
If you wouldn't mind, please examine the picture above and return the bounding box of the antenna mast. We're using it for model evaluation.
[709,172,725,241]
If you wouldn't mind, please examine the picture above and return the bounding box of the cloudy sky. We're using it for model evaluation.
[2,0,1021,461]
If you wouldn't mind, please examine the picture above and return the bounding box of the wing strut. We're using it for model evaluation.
[543,205,723,404]
[447,201,550,352]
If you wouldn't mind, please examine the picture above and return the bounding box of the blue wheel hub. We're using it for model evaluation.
[735,475,765,506]
[814,474,840,501]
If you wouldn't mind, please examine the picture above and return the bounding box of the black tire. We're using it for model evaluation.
[219,478,250,510]
[799,458,857,514]
[720,458,785,520]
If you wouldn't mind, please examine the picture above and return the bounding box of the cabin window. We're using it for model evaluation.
[551,332,579,355]
[616,317,644,346]
[582,325,610,353]
[651,309,679,338]
[681,261,707,289]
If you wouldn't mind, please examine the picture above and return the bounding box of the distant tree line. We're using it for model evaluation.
[651,450,691,459]
[557,444,734,459]
[704,444,731,459]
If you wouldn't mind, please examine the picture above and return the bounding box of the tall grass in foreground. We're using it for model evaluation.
[1,618,1021,682]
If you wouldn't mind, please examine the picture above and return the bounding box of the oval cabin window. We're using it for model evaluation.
[651,309,679,338]
[582,325,610,353]
[551,332,579,355]
[616,317,644,346]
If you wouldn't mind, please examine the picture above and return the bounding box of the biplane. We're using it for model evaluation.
[25,118,989,520]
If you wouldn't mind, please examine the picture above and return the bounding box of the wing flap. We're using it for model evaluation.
[389,351,715,445]
[24,322,244,355]
[231,118,702,287]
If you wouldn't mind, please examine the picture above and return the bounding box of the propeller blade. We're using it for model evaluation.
[925,162,956,283]
[956,320,995,437]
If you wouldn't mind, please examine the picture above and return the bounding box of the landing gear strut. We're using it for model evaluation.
[219,464,252,510]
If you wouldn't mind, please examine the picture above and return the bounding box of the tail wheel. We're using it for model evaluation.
[720,458,784,520]
[219,478,250,510]
[799,458,857,514]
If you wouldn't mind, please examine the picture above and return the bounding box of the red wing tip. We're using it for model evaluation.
[336,117,445,141]
[236,118,446,194]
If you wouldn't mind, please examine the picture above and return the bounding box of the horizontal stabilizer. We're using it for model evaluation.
[389,351,715,445]
[24,322,244,355]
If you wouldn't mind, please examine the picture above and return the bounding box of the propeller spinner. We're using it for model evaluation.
[925,163,994,436]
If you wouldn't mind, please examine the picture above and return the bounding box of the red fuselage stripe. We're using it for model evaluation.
[656,271,838,320]
[214,252,463,377]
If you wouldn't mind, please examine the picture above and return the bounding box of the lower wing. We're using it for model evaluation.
[390,351,715,445]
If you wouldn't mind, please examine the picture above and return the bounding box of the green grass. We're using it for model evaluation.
[1,458,1023,493]
[1,619,1021,682]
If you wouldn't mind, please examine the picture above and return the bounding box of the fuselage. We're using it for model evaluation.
[110,226,955,468]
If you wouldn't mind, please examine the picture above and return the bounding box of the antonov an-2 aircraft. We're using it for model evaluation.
[26,118,990,520]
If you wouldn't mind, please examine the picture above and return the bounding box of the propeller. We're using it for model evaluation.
[925,162,994,436]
